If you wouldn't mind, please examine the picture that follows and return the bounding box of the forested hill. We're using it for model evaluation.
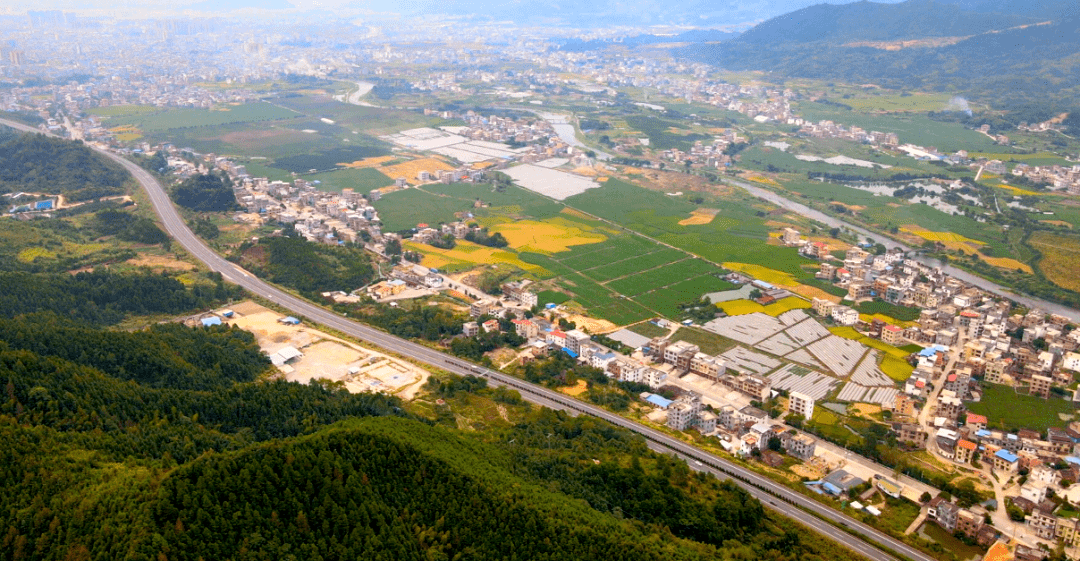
[0,126,128,201]
[0,278,860,561]
[733,0,1038,45]
[679,4,1080,104]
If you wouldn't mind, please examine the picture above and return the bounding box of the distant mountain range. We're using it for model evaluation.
[339,0,899,27]
[173,0,901,28]
[732,0,1039,45]
[676,0,1080,105]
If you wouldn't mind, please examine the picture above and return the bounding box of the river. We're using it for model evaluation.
[336,81,378,107]
[727,177,1080,320]
[535,111,614,160]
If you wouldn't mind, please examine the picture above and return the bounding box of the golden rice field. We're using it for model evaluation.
[489,218,607,254]
[678,208,719,226]
[1041,220,1072,228]
[1029,232,1080,292]
[337,156,395,168]
[718,297,811,317]
[403,240,548,275]
[722,262,799,287]
[909,230,1030,272]
[900,225,1032,271]
[900,225,980,244]
[379,158,455,182]
[981,256,1033,273]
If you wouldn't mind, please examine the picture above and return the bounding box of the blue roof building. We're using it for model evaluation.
[280,316,301,325]
[644,394,673,409]
[201,317,222,327]
[994,449,1019,471]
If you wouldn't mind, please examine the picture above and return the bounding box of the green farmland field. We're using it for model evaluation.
[967,384,1075,432]
[102,102,300,131]
[634,274,736,318]
[795,101,1005,153]
[310,168,394,193]
[607,259,720,296]
[582,248,686,281]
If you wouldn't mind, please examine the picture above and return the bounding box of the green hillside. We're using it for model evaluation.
[681,4,1080,104]
[0,300,862,561]
[0,126,129,201]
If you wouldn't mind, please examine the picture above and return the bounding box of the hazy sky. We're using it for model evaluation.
[0,0,896,26]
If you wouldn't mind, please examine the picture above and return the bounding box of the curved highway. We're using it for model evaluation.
[3,118,928,561]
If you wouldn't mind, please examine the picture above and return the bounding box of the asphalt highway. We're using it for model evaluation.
[4,118,931,561]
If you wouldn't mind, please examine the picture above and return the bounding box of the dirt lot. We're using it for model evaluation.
[126,253,197,272]
[559,380,589,396]
[222,301,430,399]
[565,313,618,334]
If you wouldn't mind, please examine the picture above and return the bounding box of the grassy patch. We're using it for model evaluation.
[670,327,738,356]
[101,102,300,132]
[873,497,922,536]
[919,522,984,561]
[843,93,953,113]
[627,321,668,338]
[633,274,736,318]
[308,167,394,193]
[623,114,711,151]
[855,301,921,322]
[967,384,1076,432]
[374,188,465,231]
[537,290,571,306]
[607,259,720,296]
[582,248,686,281]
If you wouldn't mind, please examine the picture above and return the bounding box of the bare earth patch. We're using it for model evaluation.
[559,380,589,396]
[126,254,195,272]
[223,301,430,399]
[566,313,618,334]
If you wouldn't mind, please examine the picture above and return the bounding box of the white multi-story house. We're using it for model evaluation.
[788,391,815,420]
[831,305,859,326]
